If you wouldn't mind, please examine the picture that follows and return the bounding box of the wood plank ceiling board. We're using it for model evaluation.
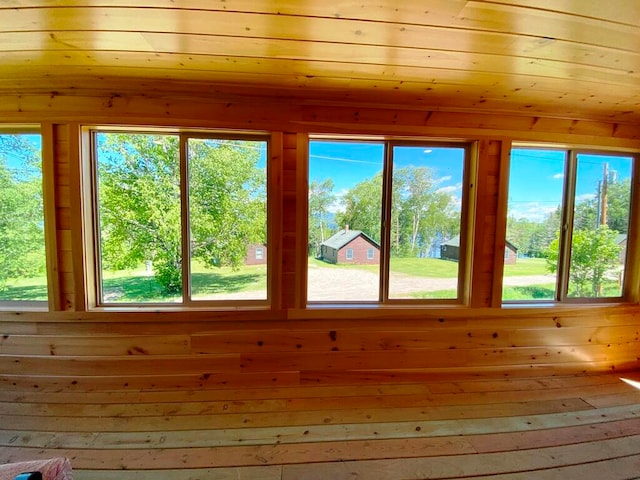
[0,1,639,122]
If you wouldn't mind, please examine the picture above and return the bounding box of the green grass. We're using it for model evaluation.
[503,257,548,276]
[0,276,48,302]
[102,264,267,303]
[311,256,548,278]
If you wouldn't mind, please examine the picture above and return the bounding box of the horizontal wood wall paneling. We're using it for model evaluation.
[1,94,639,148]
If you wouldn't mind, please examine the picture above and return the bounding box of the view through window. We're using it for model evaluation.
[308,139,466,303]
[0,132,47,304]
[504,148,633,302]
[94,131,268,305]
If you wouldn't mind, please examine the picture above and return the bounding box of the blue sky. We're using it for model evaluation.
[509,149,633,222]
[309,140,465,213]
[309,141,633,223]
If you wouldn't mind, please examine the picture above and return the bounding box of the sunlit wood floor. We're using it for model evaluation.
[2,370,640,479]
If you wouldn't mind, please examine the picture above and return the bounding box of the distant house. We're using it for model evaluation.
[503,241,518,265]
[245,243,267,265]
[320,227,380,265]
[616,234,627,264]
[441,235,518,264]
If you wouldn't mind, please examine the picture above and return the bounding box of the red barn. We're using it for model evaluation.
[320,227,380,265]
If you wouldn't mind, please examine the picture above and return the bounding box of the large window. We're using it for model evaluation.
[91,130,268,306]
[0,132,48,306]
[503,147,635,302]
[308,138,469,303]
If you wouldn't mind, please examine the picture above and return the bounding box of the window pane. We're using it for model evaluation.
[308,141,384,302]
[188,138,267,301]
[503,149,566,302]
[96,133,182,303]
[388,146,465,300]
[0,133,47,303]
[568,154,632,298]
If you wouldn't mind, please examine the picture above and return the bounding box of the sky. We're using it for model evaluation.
[509,149,633,222]
[309,140,465,214]
[309,140,633,223]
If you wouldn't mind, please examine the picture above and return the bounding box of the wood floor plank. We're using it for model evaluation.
[71,466,283,480]
[280,435,640,479]
[468,454,640,480]
[0,397,593,432]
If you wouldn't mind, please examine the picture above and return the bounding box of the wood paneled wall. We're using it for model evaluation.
[1,89,640,392]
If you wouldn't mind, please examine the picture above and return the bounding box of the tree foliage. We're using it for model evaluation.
[546,226,621,297]
[97,134,265,294]
[332,166,459,257]
[308,178,335,256]
[0,135,45,292]
[392,166,458,257]
[336,173,383,244]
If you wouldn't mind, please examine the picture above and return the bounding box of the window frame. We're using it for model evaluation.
[85,126,273,309]
[307,135,475,306]
[504,144,640,305]
[0,126,51,311]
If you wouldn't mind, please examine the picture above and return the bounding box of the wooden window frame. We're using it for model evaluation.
[83,126,276,310]
[0,126,52,311]
[306,135,475,306]
[504,145,640,305]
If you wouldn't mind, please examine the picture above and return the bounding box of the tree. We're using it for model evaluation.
[393,166,457,257]
[546,226,620,297]
[308,178,335,256]
[334,166,457,257]
[97,134,265,295]
[606,178,631,233]
[0,135,45,291]
[336,173,383,243]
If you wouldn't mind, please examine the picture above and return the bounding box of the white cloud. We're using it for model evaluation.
[437,182,462,194]
[509,202,557,222]
[552,173,564,180]
[575,193,596,203]
[434,175,452,185]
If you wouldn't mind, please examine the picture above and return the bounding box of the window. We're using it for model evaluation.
[255,247,264,260]
[308,138,470,303]
[0,131,48,306]
[91,130,269,306]
[503,147,635,302]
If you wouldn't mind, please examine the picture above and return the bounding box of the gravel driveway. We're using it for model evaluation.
[207,265,555,301]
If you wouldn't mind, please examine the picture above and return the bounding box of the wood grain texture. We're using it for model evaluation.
[1,2,640,123]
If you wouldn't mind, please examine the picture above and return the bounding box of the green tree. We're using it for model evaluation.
[393,166,456,257]
[546,226,620,297]
[308,178,335,256]
[606,177,631,233]
[0,134,45,292]
[97,134,265,295]
[336,173,383,243]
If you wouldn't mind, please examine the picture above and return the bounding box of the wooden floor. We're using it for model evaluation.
[2,370,640,479]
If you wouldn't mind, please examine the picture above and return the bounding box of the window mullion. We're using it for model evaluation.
[557,150,578,302]
[179,133,191,305]
[380,142,394,303]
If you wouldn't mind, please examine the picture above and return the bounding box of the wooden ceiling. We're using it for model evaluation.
[2,0,640,123]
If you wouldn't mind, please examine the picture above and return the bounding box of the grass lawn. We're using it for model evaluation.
[102,263,267,302]
[503,257,549,276]
[0,276,48,302]
[310,256,549,278]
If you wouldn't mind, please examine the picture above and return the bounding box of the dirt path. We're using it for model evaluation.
[206,266,555,301]
[307,265,555,301]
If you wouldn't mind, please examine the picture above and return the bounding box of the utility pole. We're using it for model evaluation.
[600,162,608,226]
